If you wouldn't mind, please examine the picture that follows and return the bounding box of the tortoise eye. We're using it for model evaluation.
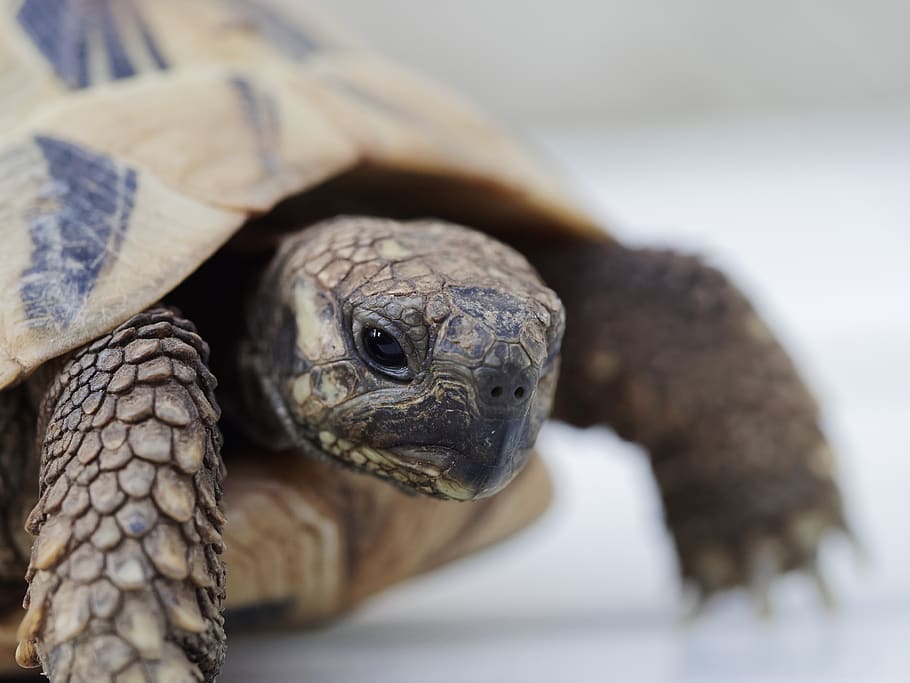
[362,327,408,372]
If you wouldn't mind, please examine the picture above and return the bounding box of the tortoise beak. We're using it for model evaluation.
[431,354,541,500]
[433,411,536,501]
[386,402,537,502]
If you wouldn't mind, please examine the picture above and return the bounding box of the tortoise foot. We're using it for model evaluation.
[17,309,226,682]
[681,494,851,617]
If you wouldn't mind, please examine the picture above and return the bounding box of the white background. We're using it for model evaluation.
[222,3,909,681]
[326,0,910,126]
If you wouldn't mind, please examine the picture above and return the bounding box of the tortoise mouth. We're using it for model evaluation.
[387,445,460,475]
[308,433,459,495]
[386,445,487,501]
[385,445,498,501]
[390,434,532,501]
[322,404,539,500]
[313,436,519,501]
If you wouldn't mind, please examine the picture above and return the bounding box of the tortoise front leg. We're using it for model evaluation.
[529,239,848,609]
[17,308,226,681]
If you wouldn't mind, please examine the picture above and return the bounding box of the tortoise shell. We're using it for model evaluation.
[0,0,603,391]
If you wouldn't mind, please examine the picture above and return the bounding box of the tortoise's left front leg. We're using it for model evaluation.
[528,237,848,609]
[17,308,226,682]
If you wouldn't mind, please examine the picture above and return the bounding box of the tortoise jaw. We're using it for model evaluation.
[312,435,529,501]
[388,445,477,500]
[389,412,536,501]
[308,434,461,494]
[387,445,458,477]
[386,445,519,502]
[433,476,477,502]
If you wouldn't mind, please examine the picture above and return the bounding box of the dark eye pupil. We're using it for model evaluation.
[363,328,407,369]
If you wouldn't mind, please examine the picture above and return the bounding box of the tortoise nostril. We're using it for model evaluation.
[478,365,539,409]
[490,385,527,401]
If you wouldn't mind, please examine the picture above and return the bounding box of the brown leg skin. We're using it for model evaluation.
[16,308,226,681]
[527,238,846,607]
[0,390,36,677]
[0,386,36,594]
[222,451,553,627]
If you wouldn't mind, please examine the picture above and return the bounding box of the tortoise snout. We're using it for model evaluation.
[475,365,539,412]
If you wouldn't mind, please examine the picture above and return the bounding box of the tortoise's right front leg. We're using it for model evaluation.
[528,238,848,611]
[17,308,226,682]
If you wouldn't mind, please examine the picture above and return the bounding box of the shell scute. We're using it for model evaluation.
[16,0,169,90]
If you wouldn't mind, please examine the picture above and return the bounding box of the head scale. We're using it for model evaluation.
[240,217,564,501]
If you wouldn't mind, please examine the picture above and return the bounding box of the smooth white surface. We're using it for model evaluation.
[221,114,910,682]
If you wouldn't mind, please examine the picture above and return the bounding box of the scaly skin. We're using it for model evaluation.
[17,309,226,681]
[525,238,846,608]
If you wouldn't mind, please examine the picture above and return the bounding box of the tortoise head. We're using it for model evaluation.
[240,217,564,500]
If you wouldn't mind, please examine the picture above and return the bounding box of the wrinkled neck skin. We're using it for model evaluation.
[237,216,564,501]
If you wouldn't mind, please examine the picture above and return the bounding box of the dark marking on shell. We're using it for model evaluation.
[98,0,136,81]
[122,0,168,71]
[231,0,322,60]
[20,136,138,330]
[17,0,88,88]
[17,0,168,89]
[229,75,282,175]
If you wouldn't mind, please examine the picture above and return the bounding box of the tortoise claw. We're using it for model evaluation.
[807,558,837,611]
[682,499,849,617]
[680,582,708,623]
[746,539,783,619]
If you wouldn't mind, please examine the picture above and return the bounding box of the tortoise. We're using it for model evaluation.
[0,1,848,681]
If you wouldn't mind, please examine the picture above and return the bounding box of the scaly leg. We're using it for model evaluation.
[528,238,847,609]
[17,308,226,681]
